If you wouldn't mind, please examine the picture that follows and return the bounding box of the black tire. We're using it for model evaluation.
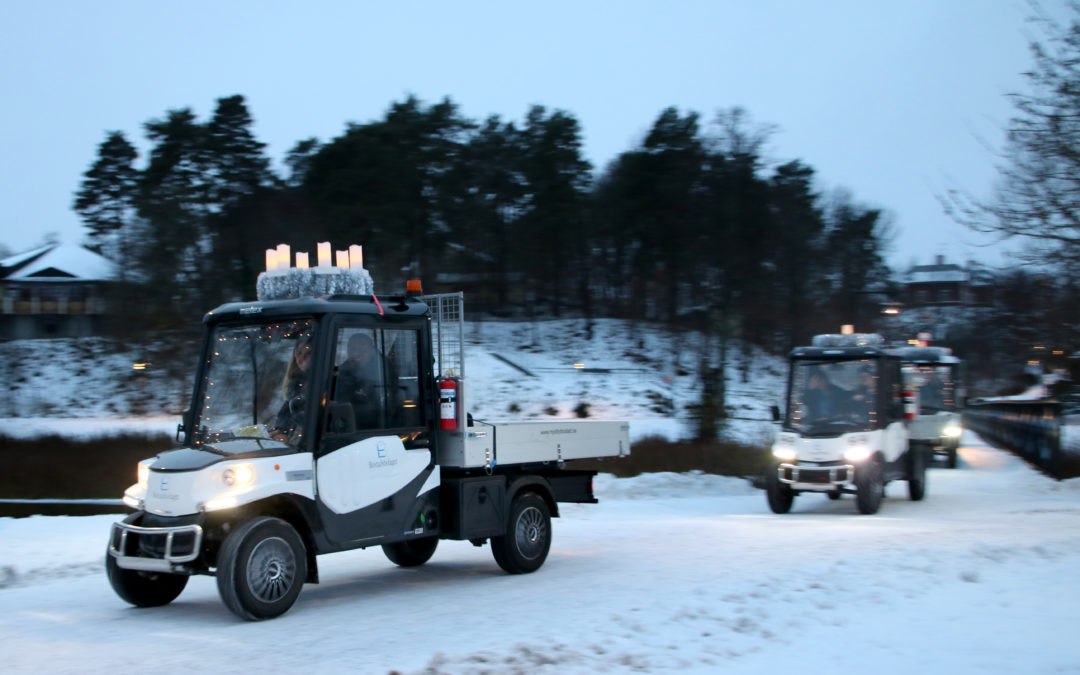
[105,551,189,608]
[908,444,928,501]
[383,537,439,567]
[855,459,884,515]
[216,517,307,621]
[765,463,795,514]
[827,491,842,501]
[491,492,551,574]
[946,442,958,469]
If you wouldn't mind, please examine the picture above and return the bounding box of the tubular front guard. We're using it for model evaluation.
[776,462,855,490]
[108,520,204,574]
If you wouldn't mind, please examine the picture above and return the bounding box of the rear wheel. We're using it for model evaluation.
[827,491,842,501]
[946,441,958,469]
[855,460,884,515]
[491,492,551,574]
[106,552,188,607]
[216,517,307,621]
[765,463,795,514]
[383,537,439,567]
[908,443,928,501]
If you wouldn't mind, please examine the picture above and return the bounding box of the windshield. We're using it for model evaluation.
[902,364,958,413]
[193,318,315,448]
[787,358,881,436]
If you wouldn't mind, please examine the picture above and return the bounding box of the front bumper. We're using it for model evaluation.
[108,520,204,573]
[777,462,855,490]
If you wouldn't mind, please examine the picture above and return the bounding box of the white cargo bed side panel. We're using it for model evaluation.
[436,426,494,468]
[490,420,630,466]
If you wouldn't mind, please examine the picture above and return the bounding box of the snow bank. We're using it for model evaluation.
[0,416,179,440]
[595,471,758,500]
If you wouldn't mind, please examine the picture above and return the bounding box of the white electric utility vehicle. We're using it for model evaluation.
[898,346,964,468]
[106,254,629,620]
[767,333,927,515]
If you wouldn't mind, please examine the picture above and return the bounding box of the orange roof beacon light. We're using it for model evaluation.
[406,279,423,296]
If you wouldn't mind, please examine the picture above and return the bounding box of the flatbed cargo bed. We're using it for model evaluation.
[437,419,630,469]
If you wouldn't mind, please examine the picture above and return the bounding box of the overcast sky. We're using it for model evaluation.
[0,0,1064,270]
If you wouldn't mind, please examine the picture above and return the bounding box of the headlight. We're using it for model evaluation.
[772,446,797,461]
[844,434,872,462]
[223,464,255,487]
[137,464,150,490]
[772,433,796,461]
[943,424,963,438]
[844,444,872,462]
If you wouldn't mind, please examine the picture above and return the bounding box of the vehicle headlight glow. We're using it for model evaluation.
[223,464,255,487]
[844,444,872,462]
[943,424,963,438]
[137,464,150,490]
[202,495,240,512]
[772,446,797,461]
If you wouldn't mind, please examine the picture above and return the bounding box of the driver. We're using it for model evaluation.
[269,337,313,443]
[805,370,845,421]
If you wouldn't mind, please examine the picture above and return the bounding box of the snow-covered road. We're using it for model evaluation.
[2,433,1079,674]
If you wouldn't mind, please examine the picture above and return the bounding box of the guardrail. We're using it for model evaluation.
[963,400,1068,479]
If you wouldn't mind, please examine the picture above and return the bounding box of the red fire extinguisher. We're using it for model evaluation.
[903,390,918,420]
[440,377,458,430]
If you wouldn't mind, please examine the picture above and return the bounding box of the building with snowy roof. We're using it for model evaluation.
[903,255,994,308]
[0,244,115,339]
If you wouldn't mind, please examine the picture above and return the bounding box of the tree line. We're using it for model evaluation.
[74,94,893,356]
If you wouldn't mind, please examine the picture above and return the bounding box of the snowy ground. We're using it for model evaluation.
[2,432,1079,674]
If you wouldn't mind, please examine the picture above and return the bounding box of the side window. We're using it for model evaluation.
[384,329,423,428]
[329,326,423,433]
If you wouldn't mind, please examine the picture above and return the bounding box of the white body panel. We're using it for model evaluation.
[437,420,630,468]
[774,422,907,464]
[909,410,962,444]
[772,421,909,491]
[133,453,316,517]
[317,436,433,514]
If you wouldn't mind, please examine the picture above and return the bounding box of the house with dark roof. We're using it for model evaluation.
[904,255,994,308]
[0,244,114,339]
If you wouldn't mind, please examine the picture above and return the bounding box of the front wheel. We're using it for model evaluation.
[491,492,551,574]
[855,460,884,515]
[216,517,307,621]
[765,463,795,514]
[383,537,439,567]
[106,551,188,607]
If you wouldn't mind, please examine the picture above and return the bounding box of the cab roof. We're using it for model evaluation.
[793,332,898,359]
[897,346,960,364]
[791,345,898,360]
[204,294,431,324]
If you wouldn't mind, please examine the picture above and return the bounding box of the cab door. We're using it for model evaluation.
[313,319,439,548]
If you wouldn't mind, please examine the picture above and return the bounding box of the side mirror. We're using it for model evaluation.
[770,405,781,422]
[176,408,193,444]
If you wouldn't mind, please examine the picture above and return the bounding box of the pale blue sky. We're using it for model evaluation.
[0,0,1062,269]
